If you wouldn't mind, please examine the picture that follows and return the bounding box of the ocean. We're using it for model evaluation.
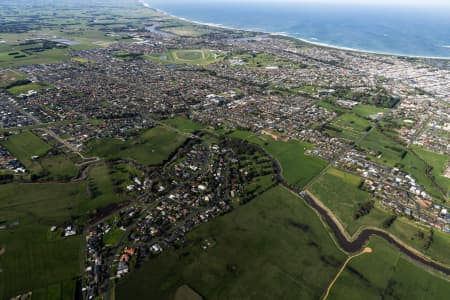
[146,1,450,59]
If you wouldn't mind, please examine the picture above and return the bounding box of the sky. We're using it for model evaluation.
[150,0,450,7]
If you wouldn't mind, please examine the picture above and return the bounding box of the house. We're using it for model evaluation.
[65,226,76,237]
[117,261,129,276]
[123,247,135,256]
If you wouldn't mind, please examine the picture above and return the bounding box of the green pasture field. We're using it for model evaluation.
[308,168,450,266]
[227,130,328,188]
[163,26,209,37]
[38,154,79,180]
[0,162,132,298]
[358,130,447,202]
[412,145,450,200]
[401,150,447,202]
[0,48,70,68]
[116,185,346,300]
[0,182,87,299]
[82,164,124,212]
[387,217,450,266]
[359,128,406,166]
[329,237,450,300]
[325,113,372,142]
[110,163,144,191]
[309,168,383,234]
[85,126,186,166]
[0,0,166,68]
[1,131,51,169]
[161,117,207,133]
[0,131,79,180]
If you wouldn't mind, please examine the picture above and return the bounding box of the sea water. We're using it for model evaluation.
[147,1,450,58]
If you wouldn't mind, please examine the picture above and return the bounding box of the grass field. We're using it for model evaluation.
[359,129,406,166]
[6,82,49,96]
[0,131,79,179]
[309,168,383,234]
[162,25,209,37]
[401,150,447,201]
[161,117,206,133]
[325,113,372,142]
[86,126,186,166]
[232,52,304,69]
[146,49,224,66]
[82,164,123,212]
[103,225,125,247]
[412,146,450,200]
[0,48,70,68]
[0,69,27,88]
[0,182,87,299]
[308,168,450,266]
[329,237,450,300]
[352,104,388,119]
[116,185,346,300]
[318,100,348,114]
[227,130,328,188]
[0,164,131,298]
[38,154,79,180]
[0,0,166,67]
[387,217,450,266]
[358,130,447,202]
[1,131,51,170]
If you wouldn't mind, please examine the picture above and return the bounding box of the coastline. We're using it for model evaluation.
[139,1,450,61]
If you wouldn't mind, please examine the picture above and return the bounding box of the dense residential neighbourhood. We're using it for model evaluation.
[0,0,449,300]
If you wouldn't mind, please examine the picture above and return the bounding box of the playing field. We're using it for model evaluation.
[227,130,328,188]
[351,104,388,119]
[86,126,187,166]
[329,237,450,300]
[116,185,347,299]
[147,49,224,66]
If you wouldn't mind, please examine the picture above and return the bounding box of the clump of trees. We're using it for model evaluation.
[354,200,374,219]
[382,215,397,228]
[423,229,434,250]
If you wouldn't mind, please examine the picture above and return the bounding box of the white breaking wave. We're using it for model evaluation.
[138,1,450,60]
